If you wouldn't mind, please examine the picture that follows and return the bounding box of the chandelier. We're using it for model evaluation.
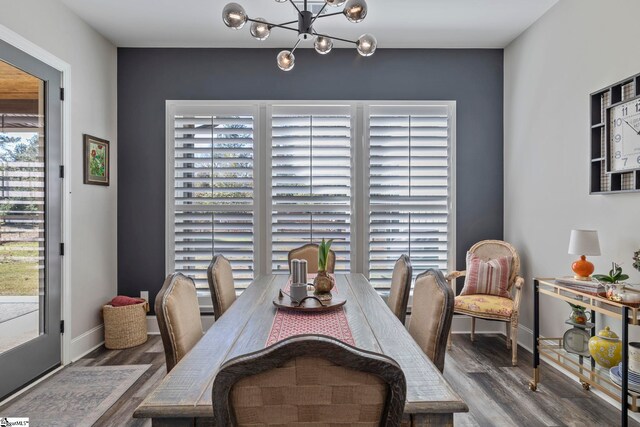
[222,0,376,71]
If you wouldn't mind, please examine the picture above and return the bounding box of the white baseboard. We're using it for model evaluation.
[450,315,505,334]
[517,324,534,353]
[70,324,104,362]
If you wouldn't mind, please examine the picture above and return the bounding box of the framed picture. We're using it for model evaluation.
[83,134,109,186]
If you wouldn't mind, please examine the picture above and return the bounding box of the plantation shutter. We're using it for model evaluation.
[367,105,451,288]
[270,105,352,273]
[171,107,256,309]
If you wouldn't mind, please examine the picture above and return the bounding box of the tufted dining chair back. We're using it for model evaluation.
[156,273,204,372]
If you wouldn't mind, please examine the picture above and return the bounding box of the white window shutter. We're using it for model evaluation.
[172,112,255,298]
[368,105,451,288]
[270,106,352,273]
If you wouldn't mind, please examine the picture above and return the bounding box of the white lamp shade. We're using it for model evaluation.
[568,229,601,256]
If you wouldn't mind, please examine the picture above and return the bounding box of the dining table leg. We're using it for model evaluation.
[411,413,454,426]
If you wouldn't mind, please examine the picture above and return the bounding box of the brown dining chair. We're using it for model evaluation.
[155,273,204,373]
[408,269,454,372]
[207,254,237,320]
[386,254,412,324]
[212,335,406,427]
[287,243,336,274]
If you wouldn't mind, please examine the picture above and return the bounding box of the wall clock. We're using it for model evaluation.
[607,96,640,173]
[590,73,640,193]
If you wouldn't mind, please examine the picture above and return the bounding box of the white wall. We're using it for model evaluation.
[505,0,640,343]
[0,1,117,358]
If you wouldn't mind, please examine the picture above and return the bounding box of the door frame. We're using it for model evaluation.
[0,23,72,364]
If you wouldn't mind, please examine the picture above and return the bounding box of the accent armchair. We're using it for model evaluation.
[446,240,524,366]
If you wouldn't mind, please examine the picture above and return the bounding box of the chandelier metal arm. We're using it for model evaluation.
[313,31,357,45]
[313,11,344,20]
[290,39,302,54]
[247,18,298,32]
[275,19,299,27]
[288,0,302,14]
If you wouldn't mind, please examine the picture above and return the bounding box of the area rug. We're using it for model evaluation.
[0,364,150,427]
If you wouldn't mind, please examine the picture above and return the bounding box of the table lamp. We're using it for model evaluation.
[568,229,601,280]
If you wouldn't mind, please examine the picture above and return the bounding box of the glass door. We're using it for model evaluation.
[0,39,62,400]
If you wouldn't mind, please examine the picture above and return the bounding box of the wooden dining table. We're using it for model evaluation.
[134,274,468,426]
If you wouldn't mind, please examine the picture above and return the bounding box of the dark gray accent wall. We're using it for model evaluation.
[117,48,503,307]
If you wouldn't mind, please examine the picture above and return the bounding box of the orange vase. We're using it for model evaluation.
[572,255,594,280]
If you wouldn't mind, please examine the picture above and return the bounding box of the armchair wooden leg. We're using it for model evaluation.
[470,317,475,342]
[506,322,512,349]
[511,322,518,366]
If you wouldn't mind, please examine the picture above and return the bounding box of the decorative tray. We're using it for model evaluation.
[273,290,346,312]
[606,296,640,308]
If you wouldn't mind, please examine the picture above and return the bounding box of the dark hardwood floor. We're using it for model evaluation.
[3,333,637,426]
[446,334,636,427]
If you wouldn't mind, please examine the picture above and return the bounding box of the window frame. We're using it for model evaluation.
[165,100,456,294]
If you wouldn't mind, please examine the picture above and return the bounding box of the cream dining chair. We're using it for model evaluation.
[287,243,336,274]
[155,273,203,372]
[207,254,237,320]
[446,240,524,366]
[408,269,454,372]
[387,254,413,324]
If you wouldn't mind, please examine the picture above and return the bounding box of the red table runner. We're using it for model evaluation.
[265,275,355,347]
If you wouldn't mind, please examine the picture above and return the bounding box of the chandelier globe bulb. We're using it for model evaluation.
[314,36,333,54]
[222,3,248,29]
[344,0,367,23]
[250,18,271,40]
[277,50,295,71]
[356,33,377,56]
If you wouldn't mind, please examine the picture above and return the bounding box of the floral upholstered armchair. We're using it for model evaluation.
[446,240,524,366]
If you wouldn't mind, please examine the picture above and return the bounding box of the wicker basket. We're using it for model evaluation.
[103,301,148,349]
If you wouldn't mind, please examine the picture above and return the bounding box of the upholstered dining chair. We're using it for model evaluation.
[212,335,406,427]
[387,254,413,324]
[207,254,237,320]
[155,273,203,373]
[408,269,454,372]
[446,240,524,366]
[287,243,336,274]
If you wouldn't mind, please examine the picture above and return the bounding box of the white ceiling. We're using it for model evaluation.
[61,0,558,49]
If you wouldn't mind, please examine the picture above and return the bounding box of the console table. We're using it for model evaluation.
[530,278,640,427]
